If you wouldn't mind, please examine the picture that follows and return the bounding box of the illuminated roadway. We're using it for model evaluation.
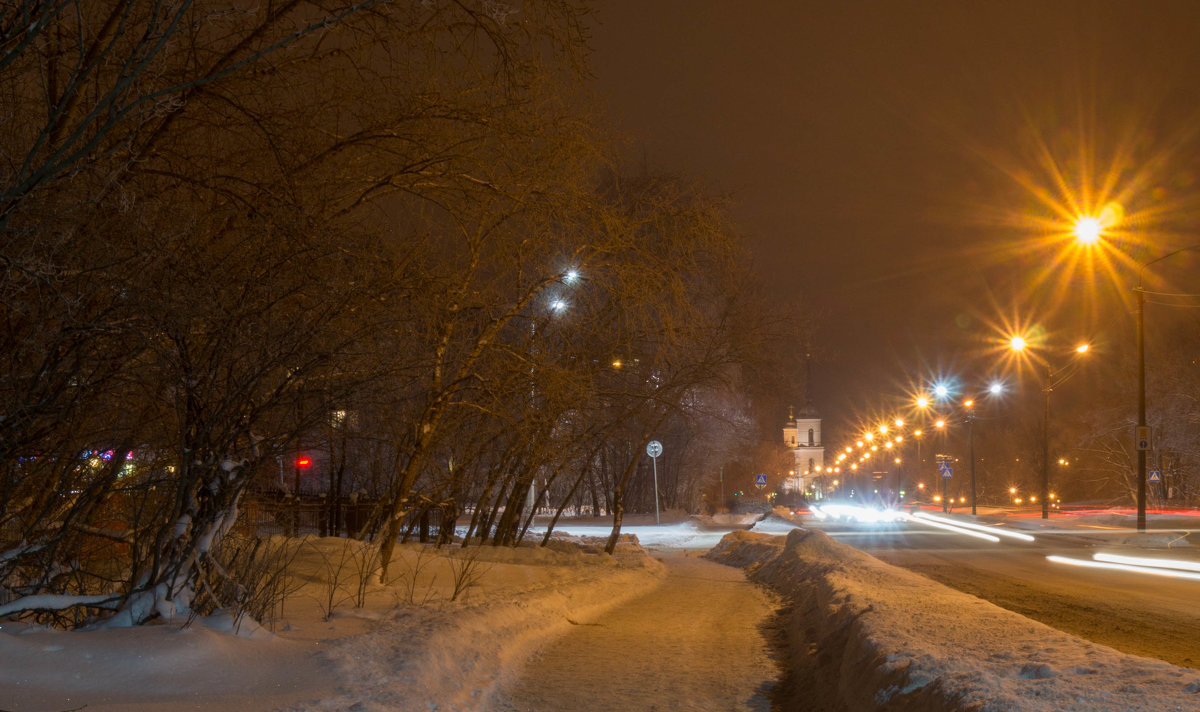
[799,511,1200,669]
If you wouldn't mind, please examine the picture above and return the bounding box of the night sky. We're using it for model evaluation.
[588,1,1200,431]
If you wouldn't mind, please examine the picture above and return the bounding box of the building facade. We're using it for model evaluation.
[782,403,825,498]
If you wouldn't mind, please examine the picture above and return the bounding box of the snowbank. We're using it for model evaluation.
[308,539,665,711]
[708,528,1200,712]
[0,535,665,712]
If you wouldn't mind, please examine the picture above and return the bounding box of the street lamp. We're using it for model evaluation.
[1133,244,1200,530]
[964,399,976,515]
[960,382,1004,515]
[1074,217,1102,245]
[933,419,948,512]
[1074,214,1200,531]
[1010,336,1090,519]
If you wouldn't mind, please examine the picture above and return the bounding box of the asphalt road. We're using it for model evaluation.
[805,516,1200,669]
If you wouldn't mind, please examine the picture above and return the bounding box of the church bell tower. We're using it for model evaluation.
[782,356,825,498]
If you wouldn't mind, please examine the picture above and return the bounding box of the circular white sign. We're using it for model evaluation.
[646,440,663,458]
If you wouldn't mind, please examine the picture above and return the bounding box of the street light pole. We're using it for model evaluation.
[1041,371,1051,520]
[1011,336,1087,520]
[1136,284,1146,531]
[1075,225,1200,532]
[1132,244,1200,532]
[968,409,977,516]
[915,433,923,494]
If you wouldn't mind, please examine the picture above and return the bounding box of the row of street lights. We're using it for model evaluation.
[828,332,1092,517]
[836,212,1195,527]
[820,206,1194,527]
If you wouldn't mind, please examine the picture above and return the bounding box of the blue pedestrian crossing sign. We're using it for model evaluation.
[937,461,953,478]
[754,473,767,489]
[1149,470,1162,483]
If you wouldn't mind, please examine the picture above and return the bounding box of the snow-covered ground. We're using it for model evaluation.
[1,523,668,712]
[709,514,1200,712]
[2,511,1199,711]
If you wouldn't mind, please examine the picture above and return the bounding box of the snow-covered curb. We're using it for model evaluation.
[708,528,1200,712]
[298,545,666,712]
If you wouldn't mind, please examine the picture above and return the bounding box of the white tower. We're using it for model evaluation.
[782,357,825,498]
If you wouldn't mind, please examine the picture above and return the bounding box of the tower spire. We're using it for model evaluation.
[801,353,818,418]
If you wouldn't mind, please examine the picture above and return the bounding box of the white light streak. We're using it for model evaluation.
[904,514,1000,542]
[1046,555,1200,582]
[912,512,1036,542]
[1092,552,1200,574]
[812,503,903,524]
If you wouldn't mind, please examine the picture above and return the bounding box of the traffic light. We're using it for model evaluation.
[296,456,311,468]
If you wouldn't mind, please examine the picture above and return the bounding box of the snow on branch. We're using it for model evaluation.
[0,592,122,618]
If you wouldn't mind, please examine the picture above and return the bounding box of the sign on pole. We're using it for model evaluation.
[755,473,767,489]
[1149,470,1162,483]
[646,440,662,524]
[937,461,953,479]
[1136,426,1151,451]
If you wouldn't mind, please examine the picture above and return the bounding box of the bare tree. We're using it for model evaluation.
[0,0,597,625]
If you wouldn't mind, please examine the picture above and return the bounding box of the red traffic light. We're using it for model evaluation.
[296,456,312,468]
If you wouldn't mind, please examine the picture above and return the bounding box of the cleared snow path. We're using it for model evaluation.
[493,552,778,712]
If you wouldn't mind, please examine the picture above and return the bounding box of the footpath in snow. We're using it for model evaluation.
[709,524,1200,712]
[491,552,777,712]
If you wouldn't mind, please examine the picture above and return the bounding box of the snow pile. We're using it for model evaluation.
[0,613,326,712]
[748,512,806,535]
[708,528,1200,712]
[302,539,664,711]
[706,525,786,567]
[0,535,664,712]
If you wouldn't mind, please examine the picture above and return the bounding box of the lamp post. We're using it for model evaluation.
[934,418,947,512]
[1075,213,1200,532]
[914,395,931,488]
[1041,373,1051,519]
[965,399,976,515]
[1136,279,1146,531]
[913,429,922,497]
[969,381,1004,515]
[1133,245,1200,531]
[1011,336,1089,519]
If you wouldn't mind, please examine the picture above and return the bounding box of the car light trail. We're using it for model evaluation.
[910,512,1036,542]
[1092,552,1200,574]
[1046,555,1200,582]
[812,504,904,524]
[905,514,1000,542]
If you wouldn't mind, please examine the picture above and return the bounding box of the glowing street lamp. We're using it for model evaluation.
[1131,244,1200,530]
[1011,334,1092,519]
[1072,215,1200,531]
[1073,217,1102,245]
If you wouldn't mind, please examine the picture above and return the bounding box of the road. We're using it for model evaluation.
[492,552,778,712]
[806,514,1200,669]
